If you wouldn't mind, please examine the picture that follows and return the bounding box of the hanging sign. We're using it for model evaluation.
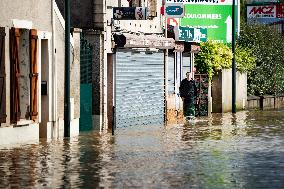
[113,7,148,20]
[180,4,237,43]
[175,26,207,42]
[165,3,185,18]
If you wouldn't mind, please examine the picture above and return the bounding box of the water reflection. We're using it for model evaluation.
[0,110,284,188]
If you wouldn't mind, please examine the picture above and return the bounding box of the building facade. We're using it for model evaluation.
[0,0,80,145]
[56,0,175,131]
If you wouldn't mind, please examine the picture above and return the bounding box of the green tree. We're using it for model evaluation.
[195,41,256,81]
[238,23,284,95]
[195,41,232,80]
[240,0,246,24]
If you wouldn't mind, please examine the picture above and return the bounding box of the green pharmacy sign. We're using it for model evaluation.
[175,26,207,42]
[181,4,236,43]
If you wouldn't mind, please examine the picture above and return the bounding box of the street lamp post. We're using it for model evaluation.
[232,0,236,113]
[64,0,71,137]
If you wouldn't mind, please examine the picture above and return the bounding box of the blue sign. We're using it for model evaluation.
[165,4,184,18]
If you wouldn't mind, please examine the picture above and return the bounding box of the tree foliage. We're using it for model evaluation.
[238,23,284,95]
[195,41,256,81]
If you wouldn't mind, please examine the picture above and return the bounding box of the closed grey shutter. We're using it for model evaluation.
[115,50,164,128]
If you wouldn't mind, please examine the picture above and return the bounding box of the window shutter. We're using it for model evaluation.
[0,27,6,123]
[9,28,21,123]
[29,29,38,121]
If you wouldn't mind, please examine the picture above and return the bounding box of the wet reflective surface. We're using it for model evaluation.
[1,110,284,188]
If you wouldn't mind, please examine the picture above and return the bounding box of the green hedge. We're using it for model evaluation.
[195,41,256,81]
[238,24,284,95]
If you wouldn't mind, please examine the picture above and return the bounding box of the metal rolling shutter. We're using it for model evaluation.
[115,50,164,128]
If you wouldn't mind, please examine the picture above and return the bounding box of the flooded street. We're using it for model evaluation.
[1,109,284,188]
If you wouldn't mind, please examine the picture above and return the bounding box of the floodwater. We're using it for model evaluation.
[0,110,284,188]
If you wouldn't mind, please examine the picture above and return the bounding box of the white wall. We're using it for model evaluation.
[0,123,39,146]
[107,0,163,34]
[0,1,53,145]
[222,69,247,112]
[0,0,52,30]
[0,0,80,144]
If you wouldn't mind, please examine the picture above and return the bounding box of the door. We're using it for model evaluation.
[79,35,93,131]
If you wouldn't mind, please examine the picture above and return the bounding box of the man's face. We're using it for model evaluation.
[186,72,192,80]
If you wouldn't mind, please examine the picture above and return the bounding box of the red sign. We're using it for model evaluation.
[247,4,284,19]
[276,4,284,18]
[247,5,276,18]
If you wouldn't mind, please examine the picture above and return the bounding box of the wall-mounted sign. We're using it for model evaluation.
[175,26,207,42]
[113,7,148,20]
[246,4,284,25]
[247,4,284,19]
[165,3,184,18]
[113,33,175,49]
[165,0,232,5]
[247,5,276,19]
[181,4,237,43]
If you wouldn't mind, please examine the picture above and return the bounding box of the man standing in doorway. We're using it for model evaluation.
[179,72,197,120]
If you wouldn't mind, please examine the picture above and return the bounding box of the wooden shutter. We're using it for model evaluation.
[0,27,6,123]
[29,29,38,121]
[10,28,21,123]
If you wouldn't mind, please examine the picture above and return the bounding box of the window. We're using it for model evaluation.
[128,0,157,18]
[129,0,142,7]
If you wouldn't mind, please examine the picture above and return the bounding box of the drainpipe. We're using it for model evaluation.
[164,16,168,123]
[64,0,71,137]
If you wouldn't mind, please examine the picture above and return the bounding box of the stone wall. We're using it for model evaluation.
[84,30,104,130]
[247,95,284,110]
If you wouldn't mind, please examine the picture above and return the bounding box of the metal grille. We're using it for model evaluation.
[268,21,284,36]
[80,35,93,84]
[79,35,93,131]
[115,50,165,128]
[195,74,209,117]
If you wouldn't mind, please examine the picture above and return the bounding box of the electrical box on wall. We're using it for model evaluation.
[41,81,48,95]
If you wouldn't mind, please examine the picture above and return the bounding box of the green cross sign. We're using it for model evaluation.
[180,4,237,43]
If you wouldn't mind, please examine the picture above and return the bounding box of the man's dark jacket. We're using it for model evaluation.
[179,78,197,100]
